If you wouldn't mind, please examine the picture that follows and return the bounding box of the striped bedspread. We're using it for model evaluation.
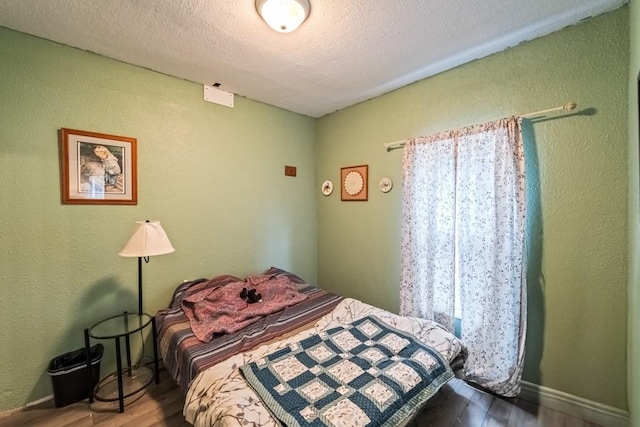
[156,270,344,391]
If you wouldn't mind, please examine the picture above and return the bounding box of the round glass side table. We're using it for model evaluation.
[84,312,159,413]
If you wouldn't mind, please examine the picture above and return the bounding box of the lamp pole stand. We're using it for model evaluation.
[137,256,143,315]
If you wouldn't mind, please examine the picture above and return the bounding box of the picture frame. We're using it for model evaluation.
[341,165,368,201]
[59,128,137,205]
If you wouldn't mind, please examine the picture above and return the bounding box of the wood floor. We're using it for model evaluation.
[409,379,600,427]
[0,370,600,427]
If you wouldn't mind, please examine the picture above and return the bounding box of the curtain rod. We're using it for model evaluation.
[382,101,577,151]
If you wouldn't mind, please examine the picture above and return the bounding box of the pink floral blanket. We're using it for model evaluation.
[181,274,308,342]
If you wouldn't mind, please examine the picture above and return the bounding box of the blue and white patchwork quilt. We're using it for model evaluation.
[239,315,453,427]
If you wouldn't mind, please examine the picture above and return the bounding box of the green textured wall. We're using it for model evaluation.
[628,0,639,424]
[316,8,629,410]
[0,28,317,412]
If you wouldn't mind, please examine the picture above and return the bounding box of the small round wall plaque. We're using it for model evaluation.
[379,177,393,193]
[321,180,333,196]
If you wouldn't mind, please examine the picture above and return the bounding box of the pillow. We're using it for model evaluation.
[260,266,307,285]
[167,268,308,309]
[168,274,242,309]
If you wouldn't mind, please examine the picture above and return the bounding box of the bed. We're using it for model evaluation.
[156,267,467,427]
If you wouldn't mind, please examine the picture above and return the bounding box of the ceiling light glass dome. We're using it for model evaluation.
[256,0,310,33]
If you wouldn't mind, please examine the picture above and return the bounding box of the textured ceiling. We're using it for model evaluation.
[0,0,627,117]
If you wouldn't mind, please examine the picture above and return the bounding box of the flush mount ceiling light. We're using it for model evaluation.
[256,0,310,33]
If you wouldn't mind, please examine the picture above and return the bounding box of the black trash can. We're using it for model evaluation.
[47,344,103,407]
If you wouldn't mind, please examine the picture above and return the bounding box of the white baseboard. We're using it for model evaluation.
[520,381,629,427]
[0,394,53,419]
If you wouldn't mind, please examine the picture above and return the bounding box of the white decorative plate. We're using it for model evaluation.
[321,180,333,196]
[379,177,393,193]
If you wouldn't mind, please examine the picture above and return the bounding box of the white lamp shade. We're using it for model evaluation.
[119,220,175,257]
[256,0,310,33]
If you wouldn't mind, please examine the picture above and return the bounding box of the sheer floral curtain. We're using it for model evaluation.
[399,117,526,396]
